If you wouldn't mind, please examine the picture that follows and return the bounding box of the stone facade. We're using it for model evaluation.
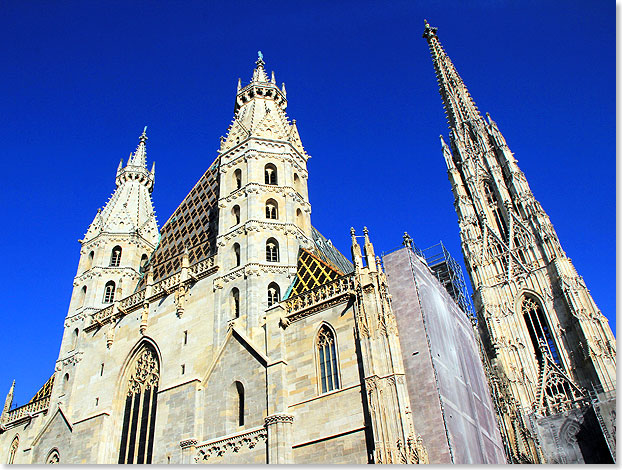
[0,56,428,464]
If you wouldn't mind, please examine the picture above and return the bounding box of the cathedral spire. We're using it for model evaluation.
[423,20,481,129]
[128,126,148,168]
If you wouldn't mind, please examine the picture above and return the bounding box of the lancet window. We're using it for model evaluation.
[232,205,241,226]
[118,346,159,464]
[264,164,277,185]
[231,288,240,318]
[235,381,245,426]
[110,246,122,267]
[7,436,18,464]
[522,295,560,366]
[234,169,242,190]
[103,281,116,303]
[266,239,279,262]
[483,181,508,240]
[317,325,340,394]
[267,282,280,307]
[233,243,241,267]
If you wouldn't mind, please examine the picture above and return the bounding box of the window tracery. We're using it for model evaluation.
[103,281,116,303]
[118,346,159,464]
[317,326,340,394]
[266,239,279,262]
[110,246,122,267]
[46,449,59,464]
[522,295,560,366]
[267,282,280,307]
[7,436,18,464]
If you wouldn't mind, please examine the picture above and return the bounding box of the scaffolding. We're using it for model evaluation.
[419,241,474,318]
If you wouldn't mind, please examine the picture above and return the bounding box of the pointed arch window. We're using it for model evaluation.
[265,199,278,220]
[267,282,280,307]
[103,281,116,303]
[7,436,18,464]
[234,169,242,190]
[86,250,94,270]
[118,346,159,464]
[71,328,79,350]
[231,288,240,318]
[233,243,241,267]
[294,173,302,194]
[235,381,245,426]
[317,326,340,394]
[79,285,87,307]
[140,254,149,273]
[522,295,560,366]
[46,449,60,464]
[266,238,279,262]
[483,181,508,240]
[110,246,122,267]
[232,205,241,226]
[264,164,277,185]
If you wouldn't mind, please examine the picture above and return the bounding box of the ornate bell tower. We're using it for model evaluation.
[423,20,616,461]
[214,53,314,345]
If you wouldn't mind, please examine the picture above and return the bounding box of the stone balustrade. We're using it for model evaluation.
[282,275,354,316]
[86,255,217,330]
[194,426,267,462]
[5,397,50,423]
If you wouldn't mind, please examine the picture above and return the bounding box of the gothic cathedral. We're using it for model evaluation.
[0,23,615,465]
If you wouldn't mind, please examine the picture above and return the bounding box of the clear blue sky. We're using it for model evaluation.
[0,1,615,406]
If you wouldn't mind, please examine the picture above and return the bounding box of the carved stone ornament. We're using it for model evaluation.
[127,348,160,395]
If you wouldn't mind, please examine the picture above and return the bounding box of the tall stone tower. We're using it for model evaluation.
[55,129,159,409]
[214,54,314,346]
[423,21,616,462]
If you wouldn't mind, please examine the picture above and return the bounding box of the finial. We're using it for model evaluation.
[237,77,242,92]
[271,70,276,84]
[256,51,265,67]
[350,227,356,236]
[140,126,148,142]
[422,19,438,39]
[363,226,369,235]
[281,82,287,97]
[258,50,263,60]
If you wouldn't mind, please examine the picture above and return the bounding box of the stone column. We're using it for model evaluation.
[265,414,294,464]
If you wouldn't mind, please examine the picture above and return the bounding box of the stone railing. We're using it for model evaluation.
[5,397,50,423]
[118,289,145,311]
[281,275,354,322]
[86,255,217,330]
[91,305,114,325]
[194,426,267,462]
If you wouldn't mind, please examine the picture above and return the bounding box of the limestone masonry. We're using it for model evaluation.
[0,22,615,464]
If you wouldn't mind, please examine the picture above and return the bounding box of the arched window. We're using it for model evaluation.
[267,282,280,307]
[483,181,508,240]
[79,286,87,307]
[235,381,244,426]
[118,345,159,464]
[265,238,279,262]
[293,173,302,194]
[72,328,79,350]
[62,373,69,395]
[7,436,18,464]
[234,169,242,190]
[317,325,340,394]
[296,208,304,229]
[265,199,278,220]
[86,250,94,270]
[140,254,149,273]
[231,288,240,318]
[232,205,241,226]
[110,246,122,267]
[264,164,277,185]
[46,449,60,464]
[103,281,116,303]
[233,243,241,267]
[522,295,560,366]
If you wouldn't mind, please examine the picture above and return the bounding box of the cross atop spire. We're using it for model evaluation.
[423,20,482,129]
